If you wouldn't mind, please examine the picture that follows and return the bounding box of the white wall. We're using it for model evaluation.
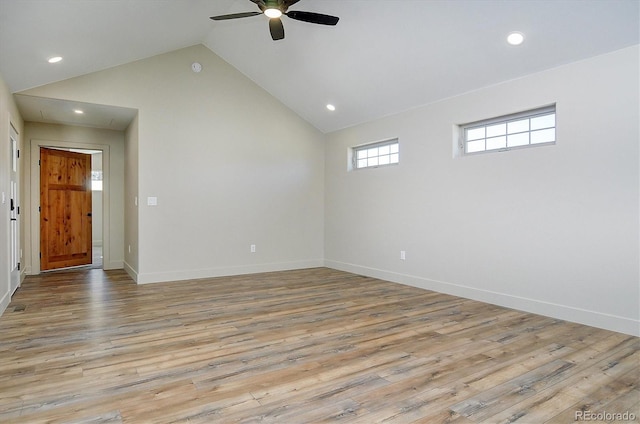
[325,46,639,336]
[21,122,125,272]
[22,44,326,283]
[0,73,24,315]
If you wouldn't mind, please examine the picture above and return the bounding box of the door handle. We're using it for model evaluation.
[10,218,16,221]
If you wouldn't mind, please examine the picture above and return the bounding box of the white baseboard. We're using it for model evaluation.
[123,261,138,283]
[325,260,639,337]
[136,259,325,285]
[0,289,11,318]
[104,260,123,271]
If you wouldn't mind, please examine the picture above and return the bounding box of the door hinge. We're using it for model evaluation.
[17,149,19,159]
[38,160,41,166]
[38,206,41,212]
[17,262,20,271]
[17,206,20,215]
[39,252,42,259]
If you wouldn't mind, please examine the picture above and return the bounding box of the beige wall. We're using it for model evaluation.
[0,73,24,315]
[22,44,326,283]
[22,122,125,273]
[324,46,640,336]
[9,42,637,336]
[124,114,139,277]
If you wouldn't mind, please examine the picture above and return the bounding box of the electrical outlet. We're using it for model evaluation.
[400,250,406,260]
[250,244,256,253]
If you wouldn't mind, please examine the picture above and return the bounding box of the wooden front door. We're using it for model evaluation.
[40,147,92,271]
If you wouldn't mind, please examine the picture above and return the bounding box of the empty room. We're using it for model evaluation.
[0,0,638,422]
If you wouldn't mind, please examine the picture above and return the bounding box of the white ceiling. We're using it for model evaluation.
[1,0,638,133]
[14,95,137,131]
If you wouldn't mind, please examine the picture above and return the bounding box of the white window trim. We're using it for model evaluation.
[351,138,399,170]
[460,104,556,155]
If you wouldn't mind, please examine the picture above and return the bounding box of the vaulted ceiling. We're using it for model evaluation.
[1,0,638,133]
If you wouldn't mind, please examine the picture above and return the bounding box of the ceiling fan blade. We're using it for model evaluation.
[285,10,339,26]
[210,11,262,21]
[269,18,285,40]
[283,0,302,8]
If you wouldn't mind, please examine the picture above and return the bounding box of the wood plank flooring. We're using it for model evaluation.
[0,267,637,423]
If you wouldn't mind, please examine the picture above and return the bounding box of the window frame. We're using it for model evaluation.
[460,104,556,155]
[352,138,400,170]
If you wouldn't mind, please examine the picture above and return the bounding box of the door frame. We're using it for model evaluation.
[30,139,111,274]
[9,123,20,292]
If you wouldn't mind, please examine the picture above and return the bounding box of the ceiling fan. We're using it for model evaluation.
[210,0,339,41]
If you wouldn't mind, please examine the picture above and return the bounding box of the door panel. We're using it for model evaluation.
[40,148,92,270]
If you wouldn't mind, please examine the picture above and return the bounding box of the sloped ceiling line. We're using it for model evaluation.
[1,0,638,133]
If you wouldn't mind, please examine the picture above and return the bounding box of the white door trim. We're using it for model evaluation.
[9,123,20,293]
[30,139,111,274]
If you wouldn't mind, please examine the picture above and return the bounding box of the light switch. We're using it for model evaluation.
[147,196,158,206]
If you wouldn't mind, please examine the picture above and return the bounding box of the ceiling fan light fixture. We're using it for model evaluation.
[264,8,282,19]
[507,32,525,46]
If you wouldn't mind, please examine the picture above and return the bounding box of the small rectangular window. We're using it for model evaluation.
[460,105,556,155]
[353,139,399,169]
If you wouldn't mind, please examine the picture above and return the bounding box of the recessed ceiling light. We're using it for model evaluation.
[264,8,282,19]
[74,109,84,114]
[507,32,525,46]
[48,56,63,64]
[326,104,336,111]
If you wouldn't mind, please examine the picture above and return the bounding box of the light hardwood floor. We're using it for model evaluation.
[0,268,637,423]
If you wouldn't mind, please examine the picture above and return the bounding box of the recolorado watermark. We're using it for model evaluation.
[575,410,637,421]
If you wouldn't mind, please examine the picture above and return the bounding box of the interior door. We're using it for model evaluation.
[9,125,19,293]
[40,147,92,271]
